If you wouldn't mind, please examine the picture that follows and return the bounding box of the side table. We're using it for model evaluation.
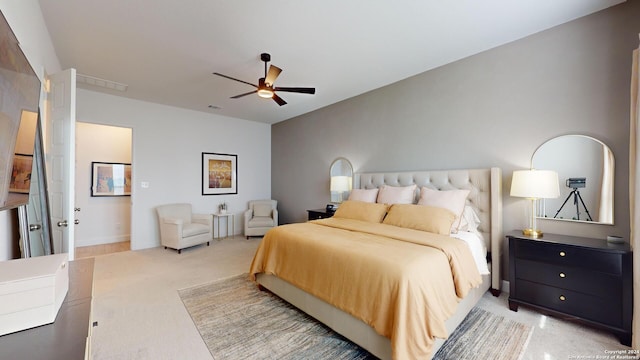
[307,208,335,221]
[213,213,234,239]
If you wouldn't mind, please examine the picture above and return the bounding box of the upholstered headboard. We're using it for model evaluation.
[357,168,503,291]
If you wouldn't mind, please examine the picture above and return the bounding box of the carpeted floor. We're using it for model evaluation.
[179,274,533,360]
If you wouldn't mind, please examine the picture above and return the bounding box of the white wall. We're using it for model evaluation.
[76,89,271,250]
[1,0,271,253]
[75,122,132,247]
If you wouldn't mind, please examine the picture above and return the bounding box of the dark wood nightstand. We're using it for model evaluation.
[307,208,335,221]
[507,231,632,345]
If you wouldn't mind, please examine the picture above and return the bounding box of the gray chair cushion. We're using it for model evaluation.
[183,223,209,237]
[248,216,275,228]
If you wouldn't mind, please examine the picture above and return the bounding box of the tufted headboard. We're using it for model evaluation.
[357,167,503,291]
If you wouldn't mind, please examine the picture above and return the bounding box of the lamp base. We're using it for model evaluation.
[522,228,543,238]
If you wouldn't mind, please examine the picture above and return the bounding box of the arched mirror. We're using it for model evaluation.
[532,135,614,224]
[330,157,353,203]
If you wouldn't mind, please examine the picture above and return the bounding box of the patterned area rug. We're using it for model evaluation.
[179,274,532,360]
[433,306,533,360]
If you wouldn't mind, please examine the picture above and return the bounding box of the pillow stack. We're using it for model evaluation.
[340,184,478,235]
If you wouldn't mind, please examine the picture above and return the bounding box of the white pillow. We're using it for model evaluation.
[458,205,481,233]
[376,184,416,205]
[348,188,379,203]
[253,203,272,217]
[417,187,470,232]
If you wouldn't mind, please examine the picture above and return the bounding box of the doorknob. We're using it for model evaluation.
[57,220,68,227]
[29,224,42,231]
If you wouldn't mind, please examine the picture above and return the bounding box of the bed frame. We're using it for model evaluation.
[257,167,503,359]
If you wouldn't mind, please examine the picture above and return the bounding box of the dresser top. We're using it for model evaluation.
[507,230,631,252]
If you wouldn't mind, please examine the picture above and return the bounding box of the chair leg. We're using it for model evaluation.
[207,241,210,246]
[164,246,167,250]
[178,249,182,254]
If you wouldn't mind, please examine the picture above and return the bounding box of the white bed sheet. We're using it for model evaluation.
[450,231,490,275]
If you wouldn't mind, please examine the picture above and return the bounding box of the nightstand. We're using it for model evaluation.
[307,208,335,221]
[508,231,632,345]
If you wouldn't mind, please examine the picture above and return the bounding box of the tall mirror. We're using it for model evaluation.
[330,157,353,203]
[532,135,614,224]
[10,110,53,258]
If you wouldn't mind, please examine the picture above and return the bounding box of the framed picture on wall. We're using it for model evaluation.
[91,162,132,196]
[9,153,33,194]
[202,152,237,195]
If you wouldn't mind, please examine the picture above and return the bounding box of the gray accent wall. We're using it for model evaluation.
[272,1,640,278]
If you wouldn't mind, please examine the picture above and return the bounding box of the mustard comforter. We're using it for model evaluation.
[249,217,482,359]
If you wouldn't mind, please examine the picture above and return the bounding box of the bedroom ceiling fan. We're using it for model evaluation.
[213,53,316,106]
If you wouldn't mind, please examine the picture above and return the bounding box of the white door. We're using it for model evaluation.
[45,69,76,260]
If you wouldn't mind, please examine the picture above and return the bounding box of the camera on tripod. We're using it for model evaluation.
[566,177,586,189]
[554,177,592,221]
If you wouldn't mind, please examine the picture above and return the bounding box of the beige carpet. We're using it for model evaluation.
[179,274,533,360]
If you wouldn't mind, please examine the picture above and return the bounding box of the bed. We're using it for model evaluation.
[250,168,502,359]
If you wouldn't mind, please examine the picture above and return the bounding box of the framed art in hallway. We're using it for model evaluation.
[91,162,132,196]
[202,152,237,195]
[9,154,33,194]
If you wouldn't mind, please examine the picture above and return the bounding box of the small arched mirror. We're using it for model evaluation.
[329,157,353,203]
[532,135,614,224]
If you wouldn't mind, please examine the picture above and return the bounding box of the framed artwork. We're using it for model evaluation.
[9,154,33,193]
[202,152,237,195]
[91,162,132,197]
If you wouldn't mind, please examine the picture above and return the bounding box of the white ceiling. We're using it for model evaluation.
[38,0,624,125]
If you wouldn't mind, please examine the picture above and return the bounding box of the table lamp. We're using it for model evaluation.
[510,169,560,238]
[330,176,351,203]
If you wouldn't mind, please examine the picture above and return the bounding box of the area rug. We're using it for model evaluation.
[179,274,532,360]
[432,306,533,360]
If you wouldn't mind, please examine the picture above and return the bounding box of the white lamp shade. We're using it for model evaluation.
[330,176,351,192]
[510,170,560,199]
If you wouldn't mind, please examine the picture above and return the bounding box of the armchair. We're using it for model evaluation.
[244,200,278,239]
[156,203,213,254]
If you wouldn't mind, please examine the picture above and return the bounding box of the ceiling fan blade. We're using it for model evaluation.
[272,93,287,106]
[265,65,282,86]
[274,86,316,94]
[231,90,257,99]
[213,72,257,88]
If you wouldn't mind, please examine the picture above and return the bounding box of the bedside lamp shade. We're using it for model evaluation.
[330,176,351,192]
[330,176,351,203]
[511,169,559,237]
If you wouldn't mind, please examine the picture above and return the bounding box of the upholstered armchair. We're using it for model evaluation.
[156,203,213,254]
[244,200,278,239]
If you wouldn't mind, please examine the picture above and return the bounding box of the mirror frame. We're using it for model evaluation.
[531,134,614,225]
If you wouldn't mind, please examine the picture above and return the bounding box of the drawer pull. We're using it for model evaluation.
[559,251,566,257]
[559,272,566,278]
[559,295,566,301]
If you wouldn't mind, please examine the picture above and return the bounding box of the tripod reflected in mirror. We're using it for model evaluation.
[554,177,593,221]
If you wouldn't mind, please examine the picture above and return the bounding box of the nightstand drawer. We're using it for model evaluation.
[513,240,622,275]
[307,209,334,221]
[515,259,621,298]
[516,280,623,328]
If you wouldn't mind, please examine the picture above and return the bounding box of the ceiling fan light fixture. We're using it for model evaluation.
[257,88,274,98]
[213,53,315,106]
